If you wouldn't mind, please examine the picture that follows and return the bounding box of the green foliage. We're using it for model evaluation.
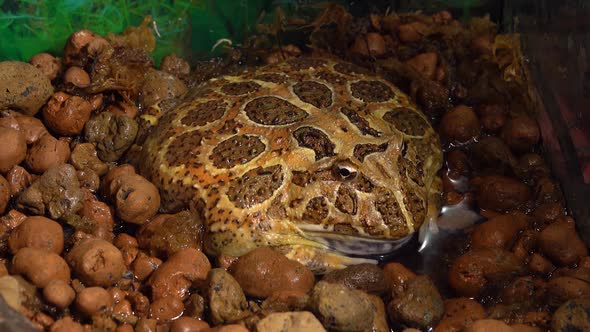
[0,0,495,63]
[0,0,195,62]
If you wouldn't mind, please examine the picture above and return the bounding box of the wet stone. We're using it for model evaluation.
[551,298,590,332]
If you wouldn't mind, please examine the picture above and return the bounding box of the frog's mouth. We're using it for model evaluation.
[297,224,413,257]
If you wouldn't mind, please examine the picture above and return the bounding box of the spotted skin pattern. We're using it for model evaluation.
[137,57,443,271]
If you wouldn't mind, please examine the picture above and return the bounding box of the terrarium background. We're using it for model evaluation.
[0,0,503,64]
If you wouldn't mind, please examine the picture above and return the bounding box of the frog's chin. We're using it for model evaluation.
[297,224,413,257]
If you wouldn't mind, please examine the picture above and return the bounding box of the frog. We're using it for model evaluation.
[136,57,443,272]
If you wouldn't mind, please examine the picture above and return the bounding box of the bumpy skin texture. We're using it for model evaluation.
[138,57,442,268]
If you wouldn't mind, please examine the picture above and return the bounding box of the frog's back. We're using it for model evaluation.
[138,57,442,260]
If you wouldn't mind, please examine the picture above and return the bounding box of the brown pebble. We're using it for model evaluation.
[432,11,452,24]
[135,318,158,332]
[501,116,540,153]
[440,105,480,144]
[322,263,386,295]
[79,190,114,229]
[466,319,513,332]
[116,324,134,332]
[148,248,211,300]
[0,61,54,116]
[5,165,33,196]
[201,325,249,332]
[0,175,8,214]
[29,53,62,81]
[24,134,70,174]
[547,276,590,306]
[8,216,64,254]
[117,301,139,321]
[479,104,507,133]
[0,128,27,174]
[527,253,555,275]
[149,297,185,322]
[170,316,209,332]
[533,202,565,226]
[471,35,493,56]
[49,316,84,332]
[448,248,525,297]
[9,114,48,145]
[434,297,486,332]
[64,66,90,87]
[472,175,531,212]
[230,246,315,299]
[383,261,416,295]
[131,252,162,281]
[43,279,76,309]
[42,92,93,136]
[160,53,191,79]
[538,217,588,266]
[216,254,239,270]
[12,247,70,288]
[66,238,125,287]
[470,212,528,250]
[1,209,26,229]
[405,52,438,80]
[33,311,55,328]
[75,286,113,316]
[110,173,160,225]
[351,33,387,56]
[398,22,428,43]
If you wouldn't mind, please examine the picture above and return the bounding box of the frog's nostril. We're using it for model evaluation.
[333,162,358,181]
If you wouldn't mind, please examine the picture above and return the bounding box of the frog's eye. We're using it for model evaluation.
[333,162,358,182]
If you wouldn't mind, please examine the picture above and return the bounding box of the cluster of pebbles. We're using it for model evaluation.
[0,8,588,332]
